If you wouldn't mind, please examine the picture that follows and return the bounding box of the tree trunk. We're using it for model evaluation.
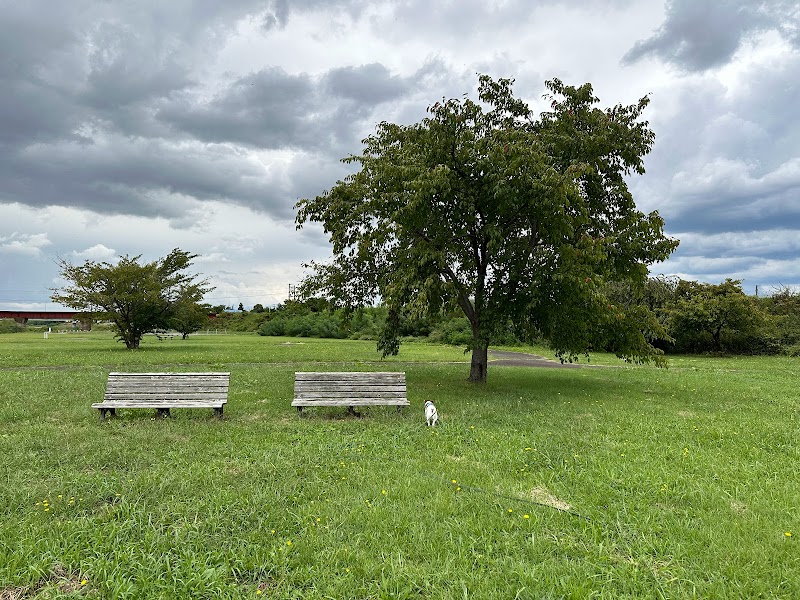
[712,327,722,351]
[469,340,489,383]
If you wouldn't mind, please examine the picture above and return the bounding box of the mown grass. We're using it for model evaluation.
[1,331,797,598]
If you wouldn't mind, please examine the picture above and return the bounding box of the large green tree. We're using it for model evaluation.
[296,75,678,382]
[52,249,212,349]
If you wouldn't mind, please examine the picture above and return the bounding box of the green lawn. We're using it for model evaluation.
[1,331,797,598]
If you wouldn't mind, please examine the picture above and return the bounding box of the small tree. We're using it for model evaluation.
[669,279,762,352]
[296,75,678,382]
[171,297,211,339]
[52,249,212,349]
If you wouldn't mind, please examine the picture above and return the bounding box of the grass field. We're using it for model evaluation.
[1,331,798,599]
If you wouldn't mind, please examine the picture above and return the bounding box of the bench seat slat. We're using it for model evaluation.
[104,394,229,399]
[295,373,404,380]
[291,399,410,407]
[93,401,227,408]
[294,391,406,399]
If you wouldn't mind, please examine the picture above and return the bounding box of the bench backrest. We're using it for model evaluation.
[104,372,230,404]
[293,371,407,404]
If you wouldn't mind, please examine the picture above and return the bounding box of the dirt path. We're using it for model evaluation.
[488,349,586,368]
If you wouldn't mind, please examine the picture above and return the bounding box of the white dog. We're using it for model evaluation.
[424,400,439,427]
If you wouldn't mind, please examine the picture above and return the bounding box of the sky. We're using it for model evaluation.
[2,0,799,311]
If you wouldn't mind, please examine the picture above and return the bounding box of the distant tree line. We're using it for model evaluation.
[608,277,800,356]
[209,277,800,357]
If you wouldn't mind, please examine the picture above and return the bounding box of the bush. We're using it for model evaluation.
[0,319,25,334]
[258,312,346,339]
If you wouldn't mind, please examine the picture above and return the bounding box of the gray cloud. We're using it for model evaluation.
[158,68,321,150]
[325,63,410,104]
[1,0,799,307]
[630,47,800,222]
[623,0,800,71]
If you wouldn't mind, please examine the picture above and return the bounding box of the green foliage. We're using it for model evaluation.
[51,249,212,349]
[170,299,212,338]
[0,319,25,334]
[296,74,678,381]
[669,279,766,353]
[760,286,800,350]
[258,312,345,339]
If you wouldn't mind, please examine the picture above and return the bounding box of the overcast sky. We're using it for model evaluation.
[2,0,799,311]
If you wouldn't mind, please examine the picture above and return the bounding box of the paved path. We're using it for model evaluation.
[488,349,586,368]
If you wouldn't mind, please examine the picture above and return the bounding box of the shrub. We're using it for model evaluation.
[258,313,346,339]
[0,319,25,334]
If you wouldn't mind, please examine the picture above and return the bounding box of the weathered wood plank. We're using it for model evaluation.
[92,401,227,408]
[100,396,229,403]
[294,391,404,397]
[95,372,230,420]
[108,371,228,375]
[292,371,407,414]
[295,372,404,381]
[105,390,228,397]
[291,399,410,406]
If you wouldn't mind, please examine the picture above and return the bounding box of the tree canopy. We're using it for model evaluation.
[51,249,212,348]
[670,278,763,352]
[296,75,678,381]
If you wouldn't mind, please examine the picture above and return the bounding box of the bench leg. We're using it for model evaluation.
[156,408,170,419]
[98,407,117,422]
[296,406,303,414]
[213,407,223,419]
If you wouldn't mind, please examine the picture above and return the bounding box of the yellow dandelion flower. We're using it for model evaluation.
[286,540,292,546]
[456,487,461,492]
[507,508,513,513]
[786,532,793,538]
[451,479,457,484]
[381,490,387,495]
[523,514,530,519]
[80,580,88,586]
[256,590,262,595]
[346,568,351,573]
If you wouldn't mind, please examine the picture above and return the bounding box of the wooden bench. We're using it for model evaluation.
[152,331,181,340]
[92,372,230,421]
[292,372,409,414]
